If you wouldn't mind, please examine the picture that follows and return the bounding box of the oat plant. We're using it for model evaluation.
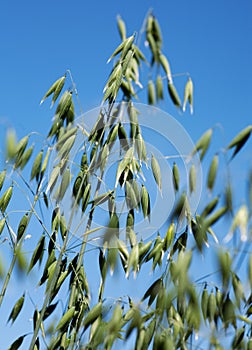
[1,12,252,350]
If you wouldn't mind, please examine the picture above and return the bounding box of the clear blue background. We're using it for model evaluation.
[0,0,252,348]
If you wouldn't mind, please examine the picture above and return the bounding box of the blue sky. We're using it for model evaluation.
[0,0,252,348]
[1,1,251,139]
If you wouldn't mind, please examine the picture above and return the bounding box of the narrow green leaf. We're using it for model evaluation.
[227,125,252,159]
[249,253,252,289]
[15,136,29,162]
[205,206,227,227]
[104,213,120,244]
[6,129,17,160]
[46,164,61,194]
[207,291,216,323]
[0,217,6,235]
[8,293,25,324]
[45,260,57,293]
[72,171,84,200]
[55,90,72,119]
[142,318,156,348]
[100,143,109,173]
[0,169,7,192]
[172,162,180,192]
[57,134,76,160]
[151,153,162,191]
[8,335,26,350]
[83,302,102,330]
[107,123,119,147]
[121,49,133,75]
[163,222,175,251]
[232,327,245,349]
[125,181,138,210]
[30,150,43,181]
[42,302,58,321]
[128,103,139,140]
[107,34,135,63]
[126,243,139,278]
[125,307,142,339]
[170,230,188,256]
[51,76,66,107]
[148,80,156,105]
[139,240,152,262]
[57,167,71,201]
[126,209,134,231]
[189,164,196,193]
[218,250,232,288]
[51,206,60,233]
[117,15,126,40]
[0,185,13,213]
[56,127,78,151]
[55,270,68,291]
[192,128,213,160]
[17,212,29,242]
[40,75,66,105]
[115,146,134,187]
[159,53,172,82]
[152,17,162,48]
[41,147,51,176]
[201,196,219,218]
[142,278,163,307]
[146,32,158,63]
[92,190,114,206]
[201,286,208,321]
[106,246,118,275]
[135,132,147,164]
[156,74,164,100]
[207,154,218,191]
[168,82,181,107]
[99,249,107,282]
[118,123,129,151]
[183,77,193,114]
[17,145,34,170]
[28,234,45,273]
[82,183,91,213]
[222,294,236,329]
[232,272,245,307]
[141,184,151,220]
[56,307,75,331]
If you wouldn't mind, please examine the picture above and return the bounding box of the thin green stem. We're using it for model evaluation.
[28,229,70,350]
[0,182,42,307]
[67,69,84,117]
[67,103,117,348]
[0,250,17,306]
[136,8,152,47]
[29,167,88,348]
